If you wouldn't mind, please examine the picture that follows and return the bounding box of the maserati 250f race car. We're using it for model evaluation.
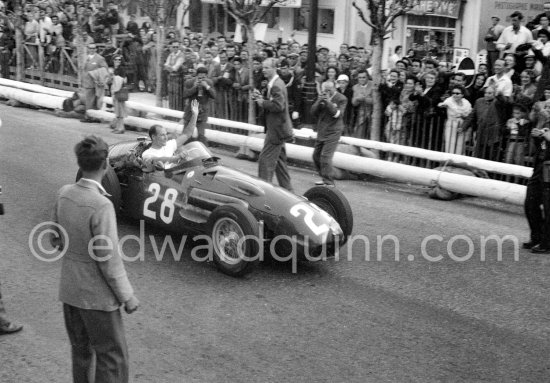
[85,139,353,277]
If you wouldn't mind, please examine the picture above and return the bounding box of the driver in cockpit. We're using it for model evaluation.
[142,100,199,169]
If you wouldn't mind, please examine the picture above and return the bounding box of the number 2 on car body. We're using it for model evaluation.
[290,203,329,236]
[143,182,178,224]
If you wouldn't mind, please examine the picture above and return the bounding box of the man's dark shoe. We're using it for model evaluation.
[0,322,23,335]
[530,244,550,254]
[523,241,539,249]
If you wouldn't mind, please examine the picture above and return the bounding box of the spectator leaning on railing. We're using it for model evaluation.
[462,86,509,162]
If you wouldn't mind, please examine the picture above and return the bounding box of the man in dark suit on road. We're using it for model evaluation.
[311,81,347,186]
[253,58,294,191]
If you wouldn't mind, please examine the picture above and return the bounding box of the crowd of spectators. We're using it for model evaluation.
[379,10,550,168]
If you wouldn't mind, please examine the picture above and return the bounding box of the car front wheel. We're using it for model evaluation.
[303,186,354,245]
[208,204,260,277]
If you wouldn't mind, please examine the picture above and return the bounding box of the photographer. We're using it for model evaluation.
[310,81,347,186]
[182,65,216,145]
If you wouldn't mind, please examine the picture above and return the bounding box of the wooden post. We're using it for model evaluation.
[14,2,24,82]
[303,0,318,125]
[38,43,44,85]
[156,0,166,107]
[156,26,164,107]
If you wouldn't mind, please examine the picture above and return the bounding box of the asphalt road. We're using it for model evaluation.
[1,104,549,383]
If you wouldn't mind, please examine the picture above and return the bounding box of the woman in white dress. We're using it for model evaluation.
[438,85,472,154]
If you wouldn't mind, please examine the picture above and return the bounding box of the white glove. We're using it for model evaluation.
[292,111,299,120]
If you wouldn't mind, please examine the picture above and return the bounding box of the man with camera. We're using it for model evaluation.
[310,81,348,186]
[183,65,216,145]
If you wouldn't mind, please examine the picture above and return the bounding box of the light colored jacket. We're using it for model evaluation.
[54,179,134,311]
[88,66,110,88]
[111,74,124,93]
[82,53,108,88]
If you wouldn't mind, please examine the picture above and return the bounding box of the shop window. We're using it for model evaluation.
[406,15,456,62]
[293,0,334,34]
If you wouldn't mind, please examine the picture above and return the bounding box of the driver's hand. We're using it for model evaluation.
[177,151,188,160]
[191,99,199,115]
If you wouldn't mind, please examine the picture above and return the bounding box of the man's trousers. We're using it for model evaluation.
[258,141,293,191]
[63,303,129,383]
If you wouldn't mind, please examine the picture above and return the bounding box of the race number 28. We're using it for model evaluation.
[143,183,178,224]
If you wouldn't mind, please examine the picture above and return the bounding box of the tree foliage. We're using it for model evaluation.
[223,0,282,29]
[352,0,417,39]
[114,0,189,24]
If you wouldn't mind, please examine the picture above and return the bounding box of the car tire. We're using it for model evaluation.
[303,186,354,245]
[208,204,260,277]
[76,166,122,213]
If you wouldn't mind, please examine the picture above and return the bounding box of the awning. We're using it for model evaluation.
[407,0,462,19]
[201,0,302,7]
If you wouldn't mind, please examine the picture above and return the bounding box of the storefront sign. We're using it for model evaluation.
[408,0,461,19]
[201,0,301,7]
[493,1,543,12]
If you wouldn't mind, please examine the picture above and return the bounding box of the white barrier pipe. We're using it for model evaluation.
[0,86,66,110]
[103,96,185,119]
[205,130,526,205]
[0,82,185,120]
[207,121,532,178]
[0,78,75,98]
[339,136,533,178]
[86,110,183,134]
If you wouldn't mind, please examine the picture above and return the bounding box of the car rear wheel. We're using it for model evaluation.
[208,204,260,277]
[303,186,353,245]
[76,166,122,213]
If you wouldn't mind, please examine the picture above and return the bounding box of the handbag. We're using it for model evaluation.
[114,86,129,102]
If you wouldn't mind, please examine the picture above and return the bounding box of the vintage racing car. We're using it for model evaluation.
[84,139,353,277]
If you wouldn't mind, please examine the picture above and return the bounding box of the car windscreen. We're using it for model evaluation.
[181,141,213,161]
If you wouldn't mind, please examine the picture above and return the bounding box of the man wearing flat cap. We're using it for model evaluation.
[485,16,505,74]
